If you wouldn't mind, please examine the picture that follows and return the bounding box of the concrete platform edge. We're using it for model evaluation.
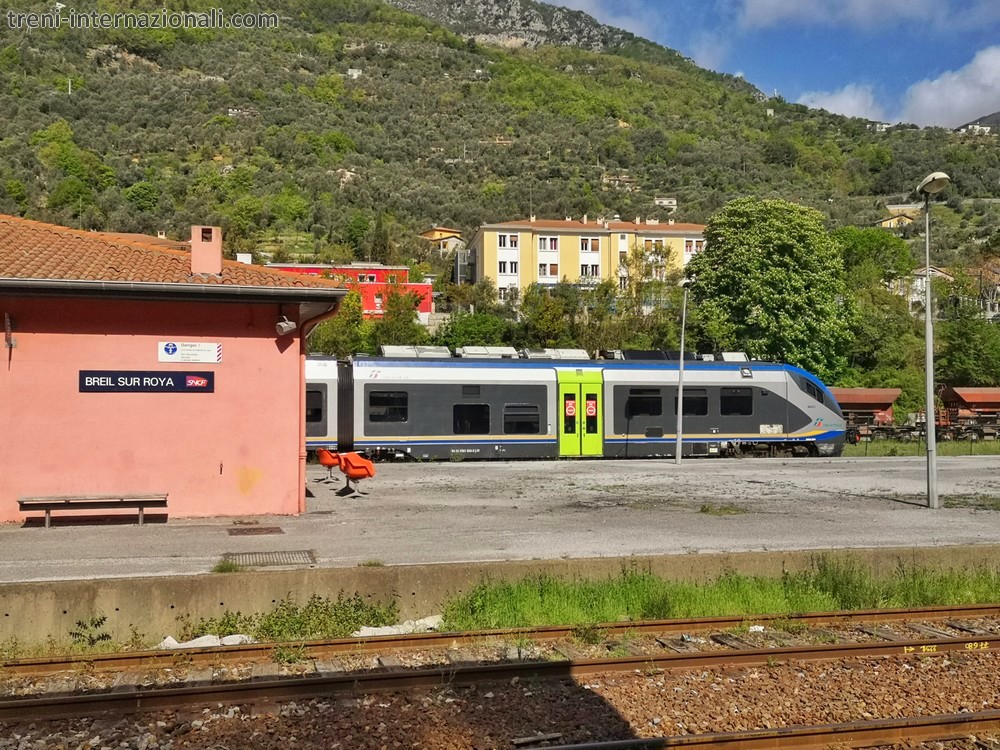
[2,545,999,644]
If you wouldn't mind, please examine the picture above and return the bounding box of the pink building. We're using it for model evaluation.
[0,217,346,523]
[267,263,434,324]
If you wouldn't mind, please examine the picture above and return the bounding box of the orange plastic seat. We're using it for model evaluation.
[335,452,375,496]
[316,449,341,483]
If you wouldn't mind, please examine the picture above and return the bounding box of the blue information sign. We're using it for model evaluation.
[79,370,215,393]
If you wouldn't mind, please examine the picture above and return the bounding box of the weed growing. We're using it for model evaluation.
[440,557,1000,630]
[212,559,245,574]
[180,592,398,642]
[699,503,747,516]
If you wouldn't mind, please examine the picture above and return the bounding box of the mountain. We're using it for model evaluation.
[959,111,1000,130]
[0,0,997,267]
[380,0,766,99]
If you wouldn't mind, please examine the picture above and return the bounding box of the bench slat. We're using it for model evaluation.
[20,500,168,511]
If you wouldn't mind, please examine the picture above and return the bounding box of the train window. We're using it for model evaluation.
[674,388,709,416]
[306,389,324,423]
[454,404,490,434]
[720,387,753,416]
[462,385,481,398]
[369,391,408,422]
[625,388,662,418]
[503,404,540,434]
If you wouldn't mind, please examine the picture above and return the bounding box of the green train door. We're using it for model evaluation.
[557,370,604,457]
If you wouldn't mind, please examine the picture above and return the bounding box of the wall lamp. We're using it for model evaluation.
[275,315,297,336]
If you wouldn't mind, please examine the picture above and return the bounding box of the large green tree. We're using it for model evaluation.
[308,290,370,358]
[686,197,851,381]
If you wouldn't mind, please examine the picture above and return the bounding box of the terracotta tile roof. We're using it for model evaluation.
[0,215,343,290]
[485,218,706,233]
[830,388,902,405]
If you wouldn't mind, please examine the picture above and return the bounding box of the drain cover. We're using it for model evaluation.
[224,550,316,567]
[228,526,284,536]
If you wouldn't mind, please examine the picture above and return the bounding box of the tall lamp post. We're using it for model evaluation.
[676,277,694,465]
[917,171,950,510]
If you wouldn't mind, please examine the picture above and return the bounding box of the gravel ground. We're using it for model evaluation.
[4,652,1000,749]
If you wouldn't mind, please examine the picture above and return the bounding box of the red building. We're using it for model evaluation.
[267,263,433,324]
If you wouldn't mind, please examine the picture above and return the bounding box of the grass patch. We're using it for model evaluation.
[358,559,385,567]
[440,558,1000,630]
[699,503,747,516]
[942,495,1000,511]
[179,593,398,642]
[212,559,245,574]
[843,439,1000,458]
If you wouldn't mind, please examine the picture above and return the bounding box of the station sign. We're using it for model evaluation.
[79,370,215,393]
[158,341,222,364]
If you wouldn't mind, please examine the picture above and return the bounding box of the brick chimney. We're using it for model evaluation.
[190,226,222,275]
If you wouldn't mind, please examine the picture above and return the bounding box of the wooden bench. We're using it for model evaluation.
[18,494,168,528]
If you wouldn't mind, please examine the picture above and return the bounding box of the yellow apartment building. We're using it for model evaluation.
[468,216,706,299]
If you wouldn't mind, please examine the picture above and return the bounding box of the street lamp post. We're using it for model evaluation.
[917,171,951,510]
[676,277,694,465]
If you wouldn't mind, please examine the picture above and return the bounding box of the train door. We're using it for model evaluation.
[557,370,603,457]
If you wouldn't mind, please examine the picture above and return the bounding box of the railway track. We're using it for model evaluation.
[0,605,1000,750]
[5,602,1000,678]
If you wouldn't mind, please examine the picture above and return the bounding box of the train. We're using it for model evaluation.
[305,347,847,460]
[834,386,1000,443]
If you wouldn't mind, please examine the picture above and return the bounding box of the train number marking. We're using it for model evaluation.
[965,641,990,650]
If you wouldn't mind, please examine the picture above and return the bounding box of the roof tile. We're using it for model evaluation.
[0,215,343,290]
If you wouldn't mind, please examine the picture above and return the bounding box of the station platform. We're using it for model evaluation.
[1,456,999,584]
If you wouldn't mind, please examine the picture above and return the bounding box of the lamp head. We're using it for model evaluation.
[678,275,696,289]
[917,171,951,196]
[275,316,297,336]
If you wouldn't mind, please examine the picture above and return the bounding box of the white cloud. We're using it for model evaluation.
[739,0,998,30]
[899,46,1000,127]
[797,83,887,121]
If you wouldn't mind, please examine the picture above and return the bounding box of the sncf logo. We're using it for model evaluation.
[186,375,209,388]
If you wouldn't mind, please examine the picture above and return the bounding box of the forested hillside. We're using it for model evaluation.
[1,0,998,266]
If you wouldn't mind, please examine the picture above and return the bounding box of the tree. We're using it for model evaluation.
[433,311,510,349]
[309,290,369,358]
[832,226,914,284]
[369,213,391,264]
[937,275,1000,386]
[371,289,427,349]
[686,197,851,381]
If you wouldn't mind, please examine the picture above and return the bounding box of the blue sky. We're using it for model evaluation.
[555,0,1000,128]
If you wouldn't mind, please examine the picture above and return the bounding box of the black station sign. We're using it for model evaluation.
[79,370,215,393]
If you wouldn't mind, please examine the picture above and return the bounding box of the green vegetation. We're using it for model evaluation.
[211,559,246,574]
[358,559,386,567]
[179,593,398,642]
[688,198,851,382]
[842,439,1000,457]
[698,503,747,516]
[440,559,1000,630]
[68,614,112,649]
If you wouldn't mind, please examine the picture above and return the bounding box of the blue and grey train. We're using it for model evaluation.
[305,349,847,460]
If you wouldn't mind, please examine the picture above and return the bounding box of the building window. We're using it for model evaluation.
[388,275,397,283]
[498,261,507,274]
[366,274,376,282]
[590,264,599,276]
[619,277,628,290]
[503,404,540,434]
[499,287,508,301]
[369,391,408,422]
[580,264,589,277]
[549,263,558,277]
[644,239,664,252]
[539,263,547,277]
[374,294,383,310]
[580,237,600,252]
[498,233,519,249]
[720,388,753,416]
[539,237,558,251]
[454,404,490,434]
[510,261,518,273]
